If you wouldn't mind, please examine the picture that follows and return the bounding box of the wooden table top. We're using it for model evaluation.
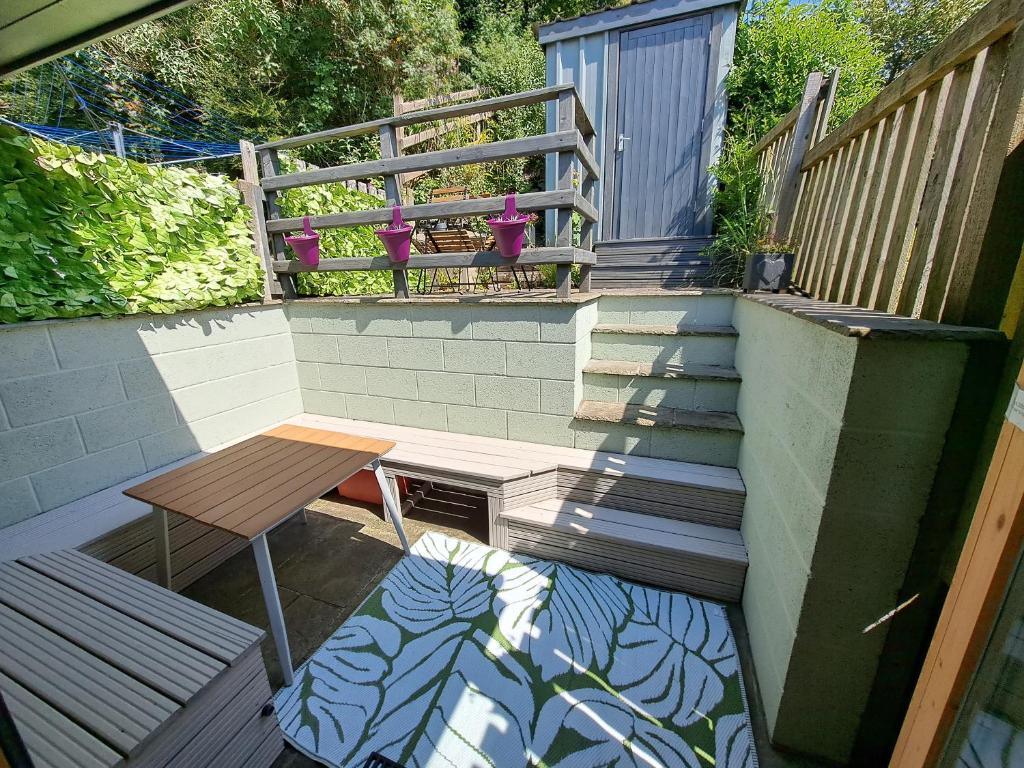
[124,425,395,541]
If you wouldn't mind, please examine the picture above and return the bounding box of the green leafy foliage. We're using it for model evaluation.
[0,127,263,323]
[703,139,773,287]
[729,0,884,138]
[855,0,985,82]
[101,0,466,167]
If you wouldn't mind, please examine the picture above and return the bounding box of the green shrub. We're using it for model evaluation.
[0,128,263,323]
[729,0,884,138]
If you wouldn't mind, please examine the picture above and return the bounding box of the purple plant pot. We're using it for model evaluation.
[487,193,528,258]
[375,206,413,263]
[285,216,320,266]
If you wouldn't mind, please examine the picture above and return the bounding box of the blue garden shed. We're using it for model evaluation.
[539,0,740,286]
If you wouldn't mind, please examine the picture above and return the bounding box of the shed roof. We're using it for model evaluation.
[536,0,739,44]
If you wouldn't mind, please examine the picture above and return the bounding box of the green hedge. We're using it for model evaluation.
[0,128,396,324]
[0,127,262,323]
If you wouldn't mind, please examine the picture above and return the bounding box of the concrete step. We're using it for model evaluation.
[590,324,737,367]
[597,291,735,326]
[583,358,740,412]
[500,497,747,602]
[574,401,742,466]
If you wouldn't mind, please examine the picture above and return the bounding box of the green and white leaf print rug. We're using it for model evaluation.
[274,532,756,768]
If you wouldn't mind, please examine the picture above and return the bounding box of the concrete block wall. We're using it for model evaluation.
[732,295,970,763]
[287,299,599,447]
[0,305,301,528]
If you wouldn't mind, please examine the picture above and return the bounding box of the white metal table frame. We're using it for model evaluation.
[152,457,411,686]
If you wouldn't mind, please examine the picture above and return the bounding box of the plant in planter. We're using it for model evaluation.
[703,138,794,292]
[742,234,795,293]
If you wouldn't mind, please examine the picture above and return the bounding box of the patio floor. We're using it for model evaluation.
[182,488,822,768]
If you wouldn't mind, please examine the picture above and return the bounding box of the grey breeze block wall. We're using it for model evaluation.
[287,298,599,448]
[0,304,302,528]
[732,296,969,764]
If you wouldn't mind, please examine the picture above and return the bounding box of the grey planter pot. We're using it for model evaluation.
[743,252,794,293]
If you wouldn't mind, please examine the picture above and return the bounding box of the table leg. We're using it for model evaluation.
[252,534,294,687]
[152,506,172,589]
[372,460,411,555]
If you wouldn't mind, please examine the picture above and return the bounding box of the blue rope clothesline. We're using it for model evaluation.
[4,49,249,164]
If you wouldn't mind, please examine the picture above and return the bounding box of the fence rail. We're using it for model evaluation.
[753,0,1024,327]
[243,85,599,300]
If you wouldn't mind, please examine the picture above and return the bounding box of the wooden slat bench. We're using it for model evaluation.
[289,413,749,600]
[0,549,281,768]
[0,414,749,602]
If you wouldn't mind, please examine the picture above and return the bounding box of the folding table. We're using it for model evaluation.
[124,424,411,685]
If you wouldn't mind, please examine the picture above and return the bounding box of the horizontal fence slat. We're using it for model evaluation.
[272,247,596,273]
[255,84,593,151]
[263,130,579,192]
[265,191,597,233]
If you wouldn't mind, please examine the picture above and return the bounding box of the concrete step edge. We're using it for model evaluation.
[583,359,741,381]
[574,400,743,433]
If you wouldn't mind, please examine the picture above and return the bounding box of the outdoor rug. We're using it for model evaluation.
[274,531,756,768]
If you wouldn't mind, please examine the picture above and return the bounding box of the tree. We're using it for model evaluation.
[728,0,884,139]
[856,0,986,82]
[101,0,465,164]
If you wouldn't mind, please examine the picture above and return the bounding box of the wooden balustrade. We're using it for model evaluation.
[752,0,1024,327]
[242,85,600,300]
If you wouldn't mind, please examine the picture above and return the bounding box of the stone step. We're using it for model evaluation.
[500,497,747,602]
[597,292,735,327]
[590,325,737,367]
[574,401,742,466]
[583,365,740,412]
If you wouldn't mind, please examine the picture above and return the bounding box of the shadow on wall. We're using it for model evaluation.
[0,304,302,536]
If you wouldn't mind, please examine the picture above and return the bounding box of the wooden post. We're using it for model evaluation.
[890,365,1024,767]
[379,123,411,298]
[772,71,826,241]
[392,92,407,188]
[255,146,297,298]
[579,131,597,293]
[239,140,281,300]
[554,90,576,298]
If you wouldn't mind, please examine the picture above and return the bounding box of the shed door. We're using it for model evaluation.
[612,15,711,240]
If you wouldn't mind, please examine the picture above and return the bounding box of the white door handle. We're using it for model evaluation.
[617,134,631,152]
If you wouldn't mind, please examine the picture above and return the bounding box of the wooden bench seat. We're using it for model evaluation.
[500,498,747,601]
[0,413,748,602]
[0,550,281,768]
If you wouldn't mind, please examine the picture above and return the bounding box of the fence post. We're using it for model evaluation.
[554,89,577,298]
[254,146,296,298]
[772,71,826,241]
[238,140,281,300]
[379,123,411,298]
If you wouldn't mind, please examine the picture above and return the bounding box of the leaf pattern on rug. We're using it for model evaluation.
[608,586,733,728]
[275,532,755,768]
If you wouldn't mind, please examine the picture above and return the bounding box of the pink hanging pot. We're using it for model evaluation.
[284,216,320,267]
[487,193,529,259]
[375,206,413,263]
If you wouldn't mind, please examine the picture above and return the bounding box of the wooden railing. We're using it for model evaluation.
[240,84,599,300]
[753,0,1024,327]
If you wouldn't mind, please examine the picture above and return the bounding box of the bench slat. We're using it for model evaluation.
[0,670,122,768]
[0,602,178,756]
[21,550,262,664]
[0,562,224,705]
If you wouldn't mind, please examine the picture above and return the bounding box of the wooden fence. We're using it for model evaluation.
[393,88,492,186]
[754,0,1024,327]
[753,70,839,238]
[240,84,599,300]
